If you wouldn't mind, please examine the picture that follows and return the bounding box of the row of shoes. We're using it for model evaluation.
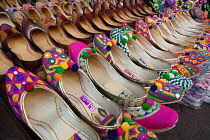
[0,0,210,139]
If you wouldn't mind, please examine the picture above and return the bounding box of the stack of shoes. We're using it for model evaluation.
[0,0,210,139]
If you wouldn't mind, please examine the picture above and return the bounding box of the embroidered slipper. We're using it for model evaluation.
[6,66,100,140]
[121,22,180,65]
[124,96,179,132]
[136,19,193,54]
[93,33,159,87]
[42,47,157,139]
[110,27,190,76]
[35,2,56,20]
[116,24,194,88]
[135,19,209,65]
[178,55,209,66]
[100,113,159,139]
[42,47,124,134]
[110,28,171,73]
[69,41,179,132]
[7,7,27,28]
[93,33,191,96]
[69,42,148,107]
[146,16,194,46]
[22,3,41,23]
[172,64,202,78]
[0,24,44,78]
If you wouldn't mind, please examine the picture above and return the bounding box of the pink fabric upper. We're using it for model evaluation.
[134,104,178,130]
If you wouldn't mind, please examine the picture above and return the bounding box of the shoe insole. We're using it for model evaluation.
[61,70,115,125]
[127,40,170,70]
[183,14,207,27]
[101,12,122,26]
[28,9,40,23]
[142,4,156,14]
[41,8,55,20]
[8,35,42,61]
[64,22,91,38]
[88,56,137,98]
[117,10,136,21]
[173,18,201,33]
[171,20,200,37]
[0,13,15,27]
[111,11,131,23]
[132,7,145,17]
[111,47,157,81]
[13,12,27,25]
[149,29,185,53]
[158,24,193,46]
[136,34,178,60]
[92,15,113,31]
[80,1,92,12]
[127,41,154,68]
[164,22,196,41]
[49,26,76,46]
[24,88,91,140]
[0,51,13,75]
[0,1,7,9]
[80,18,102,34]
[72,3,83,15]
[31,30,56,52]
[136,7,147,14]
[53,6,63,15]
[6,0,16,7]
[63,5,72,15]
[124,8,142,19]
[177,14,203,29]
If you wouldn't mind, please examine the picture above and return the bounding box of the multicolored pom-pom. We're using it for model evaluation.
[124,117,133,124]
[155,82,162,89]
[132,35,138,40]
[121,122,130,132]
[54,73,61,81]
[159,79,167,83]
[163,73,170,80]
[116,128,124,136]
[107,130,118,140]
[122,38,128,44]
[150,85,158,91]
[72,64,79,72]
[60,62,68,69]
[25,84,34,92]
[82,52,90,59]
[146,99,155,106]
[142,103,150,111]
[111,39,117,45]
[107,42,113,46]
[123,113,131,119]
[91,48,96,53]
[106,45,112,51]
[55,67,64,74]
